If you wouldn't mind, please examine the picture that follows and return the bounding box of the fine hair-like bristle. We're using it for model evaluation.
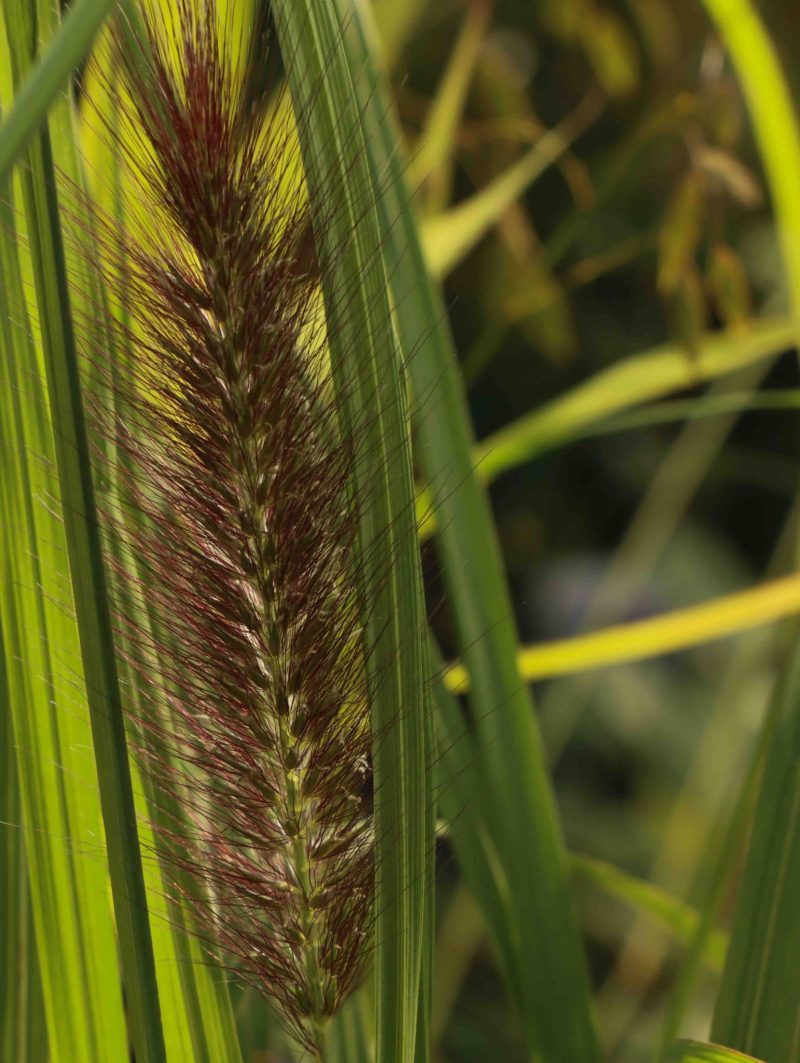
[89,1,376,1051]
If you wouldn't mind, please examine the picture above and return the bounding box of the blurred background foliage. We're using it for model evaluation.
[368,0,800,1059]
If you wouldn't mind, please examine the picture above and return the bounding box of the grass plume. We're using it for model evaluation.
[85,2,381,1052]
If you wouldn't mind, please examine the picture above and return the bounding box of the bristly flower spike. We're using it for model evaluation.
[89,1,380,1052]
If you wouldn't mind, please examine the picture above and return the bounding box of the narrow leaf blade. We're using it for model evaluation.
[711,643,800,1060]
[334,5,601,1060]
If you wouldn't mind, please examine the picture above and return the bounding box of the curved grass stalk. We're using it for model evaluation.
[700,0,800,331]
[445,572,800,690]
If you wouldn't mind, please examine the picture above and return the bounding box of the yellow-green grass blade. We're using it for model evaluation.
[664,1041,764,1063]
[408,0,491,202]
[370,0,428,68]
[0,635,46,1063]
[20,136,166,1063]
[551,388,800,442]
[0,162,129,1063]
[710,641,800,1059]
[0,0,116,179]
[431,316,792,512]
[445,572,800,689]
[101,480,243,1062]
[476,319,796,482]
[128,713,245,1063]
[335,6,601,1059]
[0,637,22,1059]
[2,1,167,1058]
[417,318,795,536]
[271,2,434,1059]
[699,0,800,330]
[97,414,244,1063]
[1,3,242,1058]
[0,276,79,1058]
[68,69,205,1063]
[422,94,598,278]
[102,527,245,1061]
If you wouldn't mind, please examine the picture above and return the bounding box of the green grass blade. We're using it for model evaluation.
[0,635,23,1061]
[19,121,168,1063]
[408,0,489,195]
[334,6,600,1059]
[430,666,521,1016]
[0,0,116,179]
[417,319,795,536]
[271,3,433,1059]
[0,635,46,1063]
[699,0,800,329]
[710,642,800,1059]
[2,3,167,1058]
[16,123,167,1063]
[422,96,599,277]
[0,143,129,1063]
[328,993,374,1063]
[663,1041,765,1063]
[570,854,727,969]
[430,884,485,1051]
[432,654,728,1048]
[0,215,123,1063]
[658,654,784,1053]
